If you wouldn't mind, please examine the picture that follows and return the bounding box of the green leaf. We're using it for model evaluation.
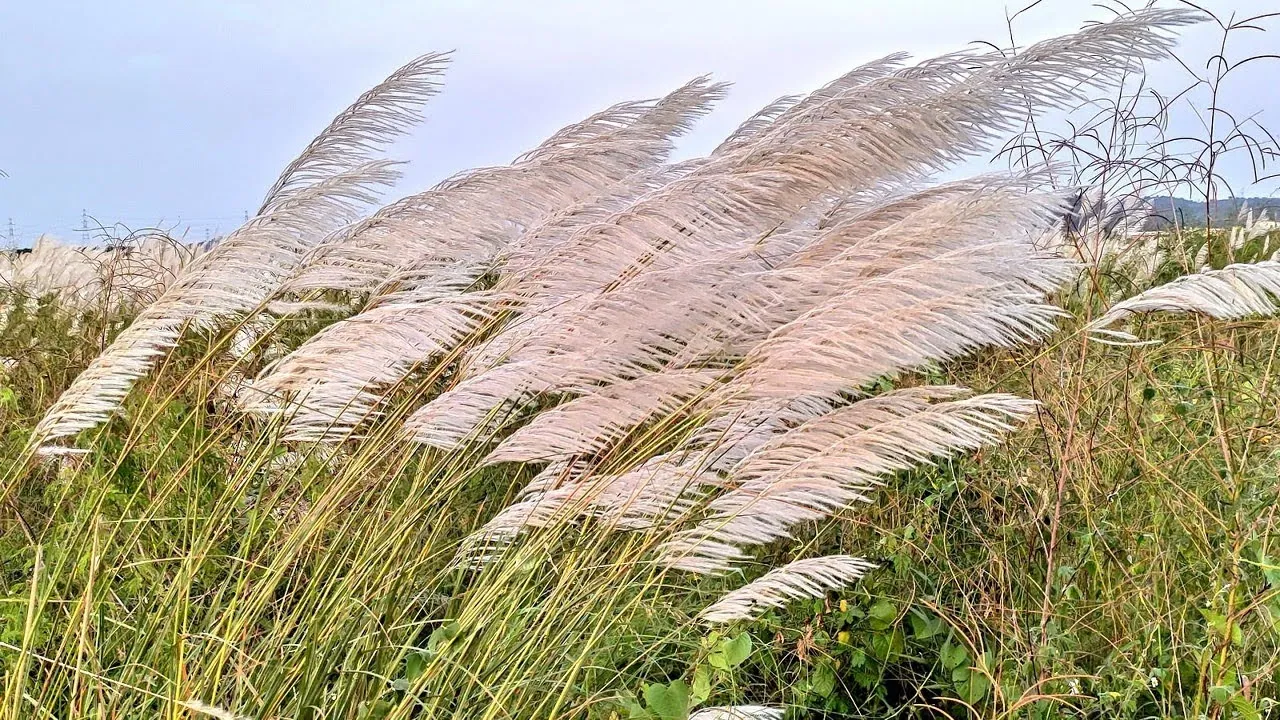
[428,621,460,653]
[691,666,711,704]
[709,632,752,670]
[644,680,690,720]
[1230,694,1261,720]
[622,695,653,720]
[868,600,897,630]
[941,641,969,671]
[1257,552,1280,587]
[809,662,837,698]
[405,652,427,681]
[909,610,942,640]
[958,670,991,703]
[1209,685,1233,706]
[721,632,752,667]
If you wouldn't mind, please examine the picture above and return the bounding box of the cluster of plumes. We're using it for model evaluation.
[393,11,1194,587]
[36,11,1199,634]
[241,78,728,436]
[0,234,206,312]
[1082,200,1280,307]
[1054,186,1155,268]
[30,52,449,448]
[1090,204,1280,339]
[1185,204,1279,271]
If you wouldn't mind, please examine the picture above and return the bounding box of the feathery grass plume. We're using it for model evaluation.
[282,78,726,296]
[562,179,1062,378]
[390,167,690,371]
[712,52,908,156]
[661,389,1038,573]
[411,182,1067,452]
[688,707,785,720]
[458,390,1035,574]
[0,236,111,308]
[711,93,804,156]
[728,246,1073,402]
[688,395,843,473]
[0,234,204,312]
[29,53,449,449]
[579,184,1066,374]
[254,84,724,438]
[30,163,401,448]
[457,452,719,565]
[698,555,876,623]
[257,52,449,213]
[241,292,499,437]
[785,173,1048,267]
[481,369,723,465]
[495,160,704,281]
[1090,260,1280,330]
[177,699,251,720]
[404,357,623,450]
[403,10,1193,450]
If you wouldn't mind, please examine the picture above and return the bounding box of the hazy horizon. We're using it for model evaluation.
[2,0,1276,247]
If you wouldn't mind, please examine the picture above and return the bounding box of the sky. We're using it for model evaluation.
[0,0,1276,246]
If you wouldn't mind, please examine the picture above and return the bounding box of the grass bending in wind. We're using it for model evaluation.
[7,7,1270,719]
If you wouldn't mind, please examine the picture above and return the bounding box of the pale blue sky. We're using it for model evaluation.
[1,0,1276,245]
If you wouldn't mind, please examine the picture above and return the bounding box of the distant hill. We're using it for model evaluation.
[1144,196,1280,229]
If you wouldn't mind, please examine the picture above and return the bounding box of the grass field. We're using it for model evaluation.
[2,5,1280,719]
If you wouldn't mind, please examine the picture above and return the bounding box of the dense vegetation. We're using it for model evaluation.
[2,5,1279,719]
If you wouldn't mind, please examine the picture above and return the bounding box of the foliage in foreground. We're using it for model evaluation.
[1,5,1280,720]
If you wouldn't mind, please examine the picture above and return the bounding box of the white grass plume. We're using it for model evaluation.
[457,453,719,565]
[32,163,401,447]
[31,51,446,448]
[414,184,1069,452]
[0,234,204,312]
[712,52,908,156]
[482,369,722,465]
[283,78,726,296]
[404,10,1191,449]
[243,293,499,439]
[689,707,785,720]
[698,555,875,623]
[257,83,724,438]
[661,388,1037,574]
[1091,260,1280,329]
[258,52,449,213]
